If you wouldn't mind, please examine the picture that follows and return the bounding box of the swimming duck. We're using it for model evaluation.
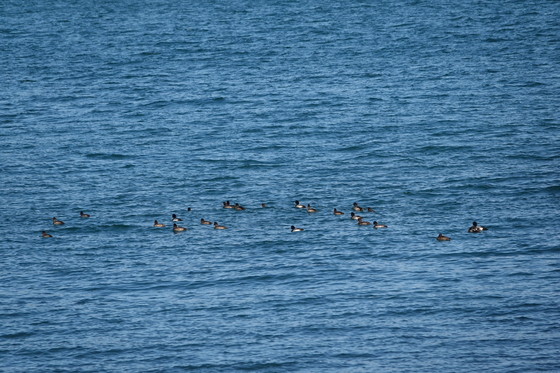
[80,211,90,217]
[214,222,227,229]
[261,203,267,208]
[223,201,234,209]
[234,203,245,211]
[42,231,53,237]
[350,212,361,220]
[437,233,451,241]
[153,220,165,227]
[352,202,364,212]
[468,221,488,233]
[357,217,371,225]
[172,214,182,222]
[187,207,192,212]
[291,225,304,232]
[172,223,186,231]
[52,217,65,225]
[306,204,317,213]
[367,207,375,212]
[373,221,387,228]
[333,208,345,215]
[294,200,305,208]
[200,218,212,225]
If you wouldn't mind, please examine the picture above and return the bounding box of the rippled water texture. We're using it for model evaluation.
[1,0,559,372]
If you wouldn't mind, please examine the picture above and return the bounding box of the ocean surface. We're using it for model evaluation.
[1,0,559,372]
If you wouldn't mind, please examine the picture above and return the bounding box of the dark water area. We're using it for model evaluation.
[1,0,559,372]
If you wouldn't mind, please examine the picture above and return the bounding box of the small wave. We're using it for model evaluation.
[543,185,560,193]
[524,81,546,87]
[86,153,133,160]
[485,37,509,43]
[142,100,169,108]
[1,331,33,339]
[85,224,139,232]
[507,272,534,277]
[335,144,368,152]
[137,51,160,56]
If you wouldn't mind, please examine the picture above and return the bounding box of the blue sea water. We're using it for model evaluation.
[1,0,559,372]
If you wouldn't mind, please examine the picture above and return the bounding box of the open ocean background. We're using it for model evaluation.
[1,0,559,372]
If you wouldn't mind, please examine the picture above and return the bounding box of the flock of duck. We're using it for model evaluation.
[41,201,489,241]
